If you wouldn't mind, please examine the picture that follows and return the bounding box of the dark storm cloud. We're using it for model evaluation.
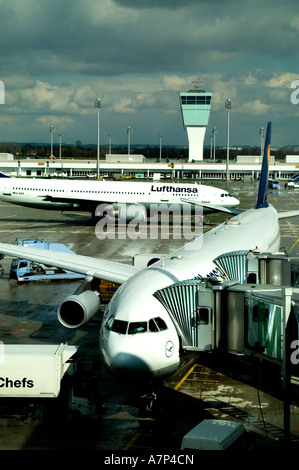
[112,0,238,8]
[1,0,299,145]
[112,0,203,8]
[1,0,298,79]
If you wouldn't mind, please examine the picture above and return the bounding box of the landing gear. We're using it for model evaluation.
[138,384,162,419]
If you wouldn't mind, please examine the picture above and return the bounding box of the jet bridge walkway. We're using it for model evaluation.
[154,250,299,367]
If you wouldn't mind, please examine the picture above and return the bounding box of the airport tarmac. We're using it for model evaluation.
[0,179,299,452]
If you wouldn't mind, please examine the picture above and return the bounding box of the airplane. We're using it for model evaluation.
[1,122,299,380]
[0,173,240,221]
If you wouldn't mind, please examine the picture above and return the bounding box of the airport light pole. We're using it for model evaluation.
[127,126,131,155]
[59,134,62,159]
[95,98,101,179]
[212,126,217,161]
[259,127,264,157]
[159,134,162,161]
[108,133,112,155]
[225,99,231,181]
[50,125,55,158]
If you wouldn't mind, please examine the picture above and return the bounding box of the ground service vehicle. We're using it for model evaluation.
[9,239,85,282]
[181,419,246,451]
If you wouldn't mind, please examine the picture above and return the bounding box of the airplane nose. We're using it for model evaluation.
[231,197,239,206]
[109,352,152,377]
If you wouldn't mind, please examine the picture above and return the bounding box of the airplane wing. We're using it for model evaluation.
[277,210,299,219]
[0,243,140,284]
[180,197,243,215]
[43,194,103,210]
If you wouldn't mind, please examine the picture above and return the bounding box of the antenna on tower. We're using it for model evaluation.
[191,80,203,90]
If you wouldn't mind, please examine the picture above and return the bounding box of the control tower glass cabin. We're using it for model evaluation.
[179,88,212,161]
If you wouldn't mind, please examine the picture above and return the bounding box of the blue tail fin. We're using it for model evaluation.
[255,121,271,209]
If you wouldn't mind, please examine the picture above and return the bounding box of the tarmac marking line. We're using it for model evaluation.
[123,430,143,450]
[288,238,299,253]
[174,363,199,391]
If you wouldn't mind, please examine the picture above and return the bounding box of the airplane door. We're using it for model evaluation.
[3,185,11,196]
[195,288,214,351]
[196,306,214,351]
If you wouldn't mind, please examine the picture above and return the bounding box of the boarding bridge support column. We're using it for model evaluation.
[283,287,293,445]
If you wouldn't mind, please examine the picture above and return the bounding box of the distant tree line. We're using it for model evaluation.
[0,142,298,161]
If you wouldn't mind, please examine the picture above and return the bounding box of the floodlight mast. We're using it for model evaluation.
[50,125,55,158]
[94,98,101,179]
[127,126,131,155]
[225,99,232,181]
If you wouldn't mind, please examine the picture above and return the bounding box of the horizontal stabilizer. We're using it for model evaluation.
[180,197,243,215]
[277,210,299,219]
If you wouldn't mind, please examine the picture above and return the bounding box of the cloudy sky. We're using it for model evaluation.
[1,0,299,149]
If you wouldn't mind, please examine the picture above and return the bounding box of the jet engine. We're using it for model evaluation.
[57,279,100,329]
[121,203,147,223]
[95,203,148,223]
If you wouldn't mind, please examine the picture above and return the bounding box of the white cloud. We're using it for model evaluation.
[268,73,299,89]
[112,97,136,114]
[37,115,74,130]
[242,99,271,116]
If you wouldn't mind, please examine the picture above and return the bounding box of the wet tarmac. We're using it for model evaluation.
[0,179,299,452]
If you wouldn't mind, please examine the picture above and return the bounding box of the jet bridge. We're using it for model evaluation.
[154,250,299,366]
[154,278,217,351]
[213,249,259,284]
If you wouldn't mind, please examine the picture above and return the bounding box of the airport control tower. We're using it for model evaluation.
[179,83,212,161]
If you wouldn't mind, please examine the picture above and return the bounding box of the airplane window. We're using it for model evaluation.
[149,319,159,332]
[105,315,114,330]
[128,322,147,334]
[111,319,128,334]
[154,317,168,331]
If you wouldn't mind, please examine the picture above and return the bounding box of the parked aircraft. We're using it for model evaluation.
[0,174,239,220]
[1,123,299,379]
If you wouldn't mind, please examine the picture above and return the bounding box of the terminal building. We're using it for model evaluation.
[0,153,299,182]
[179,85,212,162]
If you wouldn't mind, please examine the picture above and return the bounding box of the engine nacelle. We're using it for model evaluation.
[95,203,147,223]
[57,290,100,329]
[119,204,147,223]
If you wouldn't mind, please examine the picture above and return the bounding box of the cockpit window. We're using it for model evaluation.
[154,317,168,330]
[105,315,114,330]
[128,322,147,334]
[149,319,159,332]
[106,316,168,335]
[111,319,128,334]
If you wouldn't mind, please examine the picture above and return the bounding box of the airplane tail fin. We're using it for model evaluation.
[255,121,271,209]
[0,172,10,178]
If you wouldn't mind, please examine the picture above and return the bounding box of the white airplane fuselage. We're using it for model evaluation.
[0,177,239,214]
[99,204,280,378]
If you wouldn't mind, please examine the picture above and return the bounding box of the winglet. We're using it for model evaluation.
[255,121,271,209]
